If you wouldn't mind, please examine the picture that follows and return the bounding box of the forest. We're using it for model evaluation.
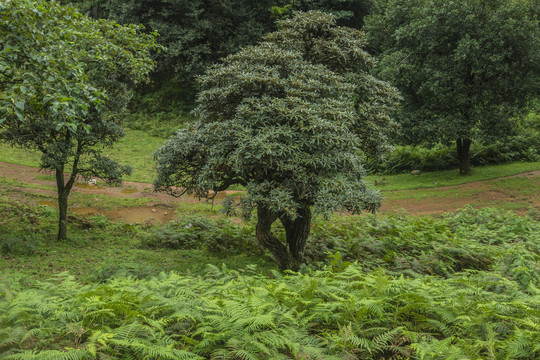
[0,0,539,359]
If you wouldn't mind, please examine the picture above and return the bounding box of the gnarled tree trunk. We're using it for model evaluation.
[255,204,312,271]
[256,205,291,270]
[279,206,311,271]
[456,138,472,175]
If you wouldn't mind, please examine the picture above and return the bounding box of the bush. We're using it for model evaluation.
[0,233,42,255]
[90,260,162,282]
[366,143,455,173]
[470,134,540,165]
[366,133,540,174]
[141,215,258,254]
[305,207,540,288]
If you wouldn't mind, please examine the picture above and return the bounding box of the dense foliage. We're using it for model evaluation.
[154,11,400,270]
[63,0,373,88]
[0,0,159,239]
[1,172,538,359]
[366,134,540,174]
[141,215,257,254]
[1,207,538,359]
[366,106,540,174]
[134,207,540,290]
[364,0,540,174]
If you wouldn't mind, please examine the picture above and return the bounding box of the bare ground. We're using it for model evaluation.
[1,162,538,221]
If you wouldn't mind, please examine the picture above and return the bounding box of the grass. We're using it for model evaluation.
[1,182,538,284]
[371,167,539,213]
[69,192,154,209]
[382,176,539,199]
[366,161,540,191]
[100,129,167,182]
[0,129,166,183]
[1,128,538,187]
[0,188,272,283]
[0,163,538,359]
[0,176,54,191]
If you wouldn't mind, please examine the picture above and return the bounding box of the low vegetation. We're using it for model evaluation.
[0,187,538,359]
[1,264,538,360]
[366,133,540,175]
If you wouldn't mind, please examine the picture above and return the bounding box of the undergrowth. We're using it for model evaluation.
[0,206,538,359]
[366,133,540,174]
[0,263,538,359]
[304,207,540,290]
[141,215,257,254]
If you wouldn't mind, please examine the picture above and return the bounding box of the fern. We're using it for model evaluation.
[0,207,538,359]
[3,349,92,360]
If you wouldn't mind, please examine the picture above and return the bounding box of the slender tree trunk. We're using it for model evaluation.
[256,205,292,271]
[53,142,82,240]
[55,167,68,241]
[456,138,472,175]
[279,206,311,271]
[55,164,78,240]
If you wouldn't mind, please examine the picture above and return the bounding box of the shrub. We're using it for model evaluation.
[305,207,539,288]
[90,260,162,282]
[366,133,540,174]
[0,233,42,255]
[141,215,258,254]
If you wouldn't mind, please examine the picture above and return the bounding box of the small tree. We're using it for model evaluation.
[364,0,540,174]
[154,11,400,270]
[0,0,160,240]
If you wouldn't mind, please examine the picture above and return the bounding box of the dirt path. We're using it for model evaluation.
[1,162,538,218]
[379,169,540,215]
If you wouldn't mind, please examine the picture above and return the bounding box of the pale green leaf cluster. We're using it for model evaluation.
[155,11,400,218]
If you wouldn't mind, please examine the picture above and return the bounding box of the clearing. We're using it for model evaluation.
[0,161,538,223]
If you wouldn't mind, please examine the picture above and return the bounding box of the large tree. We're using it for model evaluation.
[364,0,540,174]
[154,11,400,270]
[0,0,159,240]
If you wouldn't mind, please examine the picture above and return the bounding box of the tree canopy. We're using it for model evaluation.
[0,0,160,239]
[62,0,374,99]
[364,0,540,174]
[154,11,400,270]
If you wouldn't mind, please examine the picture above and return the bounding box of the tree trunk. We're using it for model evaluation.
[456,138,472,175]
[255,205,292,271]
[279,206,311,271]
[54,145,81,240]
[56,168,68,241]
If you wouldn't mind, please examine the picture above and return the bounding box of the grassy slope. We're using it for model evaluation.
[366,161,540,191]
[1,190,538,359]
[1,131,539,358]
[0,186,272,283]
[0,129,163,183]
[1,128,539,188]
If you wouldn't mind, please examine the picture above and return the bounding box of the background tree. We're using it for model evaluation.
[62,0,375,108]
[364,0,540,174]
[0,0,159,240]
[154,11,400,270]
